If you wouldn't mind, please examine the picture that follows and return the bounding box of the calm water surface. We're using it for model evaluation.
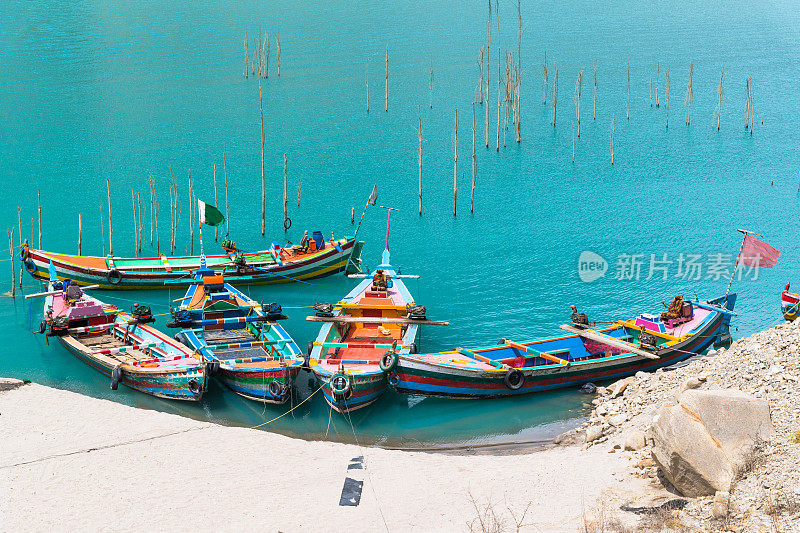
[1,0,799,446]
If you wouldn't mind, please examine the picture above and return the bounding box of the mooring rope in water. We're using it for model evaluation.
[249,383,324,429]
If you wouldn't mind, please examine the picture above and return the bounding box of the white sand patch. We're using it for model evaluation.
[0,384,645,532]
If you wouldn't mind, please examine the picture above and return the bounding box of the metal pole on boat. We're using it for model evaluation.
[725,229,762,297]
[377,205,398,253]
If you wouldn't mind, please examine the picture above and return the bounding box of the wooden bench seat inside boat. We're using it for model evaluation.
[79,333,149,362]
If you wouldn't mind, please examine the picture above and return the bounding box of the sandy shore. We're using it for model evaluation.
[0,382,651,532]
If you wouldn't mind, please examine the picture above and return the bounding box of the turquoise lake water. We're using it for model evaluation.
[1,0,799,447]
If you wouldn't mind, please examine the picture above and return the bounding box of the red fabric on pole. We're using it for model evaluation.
[740,234,780,268]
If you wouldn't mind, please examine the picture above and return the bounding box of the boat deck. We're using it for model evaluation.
[80,334,150,364]
[201,328,287,369]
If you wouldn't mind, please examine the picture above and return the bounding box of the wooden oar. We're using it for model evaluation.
[501,339,570,366]
[25,284,100,299]
[457,347,509,370]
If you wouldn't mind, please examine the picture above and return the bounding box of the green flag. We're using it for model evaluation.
[198,199,225,227]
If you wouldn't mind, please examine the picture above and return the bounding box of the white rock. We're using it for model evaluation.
[585,425,603,443]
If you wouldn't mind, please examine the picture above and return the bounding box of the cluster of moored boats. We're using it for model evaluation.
[26,221,738,414]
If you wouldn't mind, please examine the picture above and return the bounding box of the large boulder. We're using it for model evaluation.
[649,389,775,497]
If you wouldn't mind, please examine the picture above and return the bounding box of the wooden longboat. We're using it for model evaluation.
[307,247,444,414]
[171,268,303,404]
[41,281,206,401]
[390,294,736,399]
[20,235,364,290]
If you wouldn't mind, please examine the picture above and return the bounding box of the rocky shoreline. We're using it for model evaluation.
[557,321,800,532]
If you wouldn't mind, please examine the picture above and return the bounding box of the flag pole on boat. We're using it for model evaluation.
[725,228,780,297]
[198,199,225,273]
[343,184,377,274]
[377,204,398,265]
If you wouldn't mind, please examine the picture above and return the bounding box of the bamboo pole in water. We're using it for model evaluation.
[351,207,355,224]
[297,176,302,207]
[100,205,105,256]
[131,189,137,255]
[276,33,281,77]
[593,60,597,120]
[366,59,369,113]
[471,101,476,213]
[137,192,142,252]
[265,30,270,78]
[552,65,558,126]
[666,69,670,129]
[78,213,82,255]
[149,176,153,246]
[650,66,653,107]
[213,163,218,241]
[283,153,288,231]
[453,108,458,216]
[543,52,548,104]
[685,63,693,125]
[188,170,194,255]
[429,55,433,108]
[153,179,160,255]
[715,67,725,131]
[418,106,423,215]
[496,9,500,152]
[8,228,15,297]
[105,178,112,255]
[259,76,265,236]
[626,61,630,120]
[223,153,229,237]
[479,49,484,104]
[656,63,660,108]
[243,33,248,79]
[37,189,42,249]
[574,70,583,137]
[486,19,490,147]
[749,79,754,135]
[745,77,750,129]
[516,0,521,143]
[385,44,388,112]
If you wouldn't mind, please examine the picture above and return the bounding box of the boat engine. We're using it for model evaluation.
[570,305,590,328]
[406,304,427,320]
[48,315,70,336]
[263,302,287,321]
[131,303,155,324]
[313,301,334,317]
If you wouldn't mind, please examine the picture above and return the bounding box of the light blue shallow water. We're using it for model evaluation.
[1,0,799,447]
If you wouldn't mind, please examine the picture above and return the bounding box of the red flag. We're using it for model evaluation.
[739,234,780,268]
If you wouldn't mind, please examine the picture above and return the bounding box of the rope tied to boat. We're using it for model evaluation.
[249,383,325,429]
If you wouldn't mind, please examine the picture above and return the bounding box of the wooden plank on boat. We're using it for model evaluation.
[25,284,100,299]
[457,347,507,370]
[558,325,660,360]
[501,339,570,366]
[337,303,409,311]
[306,316,449,326]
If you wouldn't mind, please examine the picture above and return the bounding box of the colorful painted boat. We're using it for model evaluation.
[781,284,799,321]
[38,279,206,401]
[389,294,736,399]
[170,266,303,403]
[20,233,364,289]
[306,247,448,413]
